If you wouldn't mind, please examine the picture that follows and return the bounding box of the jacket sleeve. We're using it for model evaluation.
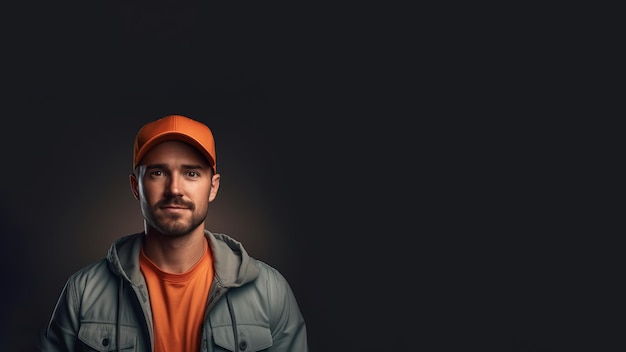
[39,275,81,351]
[265,266,308,352]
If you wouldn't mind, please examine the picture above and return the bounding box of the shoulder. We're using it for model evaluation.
[49,258,115,309]
[68,258,110,280]
[254,260,286,281]
[251,260,296,298]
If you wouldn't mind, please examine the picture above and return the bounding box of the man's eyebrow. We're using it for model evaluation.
[145,163,167,170]
[181,163,208,170]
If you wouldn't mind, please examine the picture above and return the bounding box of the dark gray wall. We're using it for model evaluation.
[1,4,405,348]
[3,3,617,352]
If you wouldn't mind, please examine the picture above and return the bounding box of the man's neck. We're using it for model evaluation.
[142,229,207,274]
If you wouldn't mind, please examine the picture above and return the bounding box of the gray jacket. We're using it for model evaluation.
[40,231,308,352]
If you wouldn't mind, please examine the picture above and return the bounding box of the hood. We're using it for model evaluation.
[106,230,260,287]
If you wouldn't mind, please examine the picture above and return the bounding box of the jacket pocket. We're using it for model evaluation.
[78,322,137,351]
[213,325,273,352]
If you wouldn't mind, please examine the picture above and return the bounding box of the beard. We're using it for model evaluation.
[142,198,208,237]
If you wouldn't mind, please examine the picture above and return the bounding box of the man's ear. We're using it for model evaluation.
[129,173,140,200]
[209,173,220,202]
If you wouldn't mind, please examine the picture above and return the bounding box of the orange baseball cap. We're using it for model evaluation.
[133,114,216,173]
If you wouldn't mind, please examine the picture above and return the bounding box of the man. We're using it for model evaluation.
[40,114,308,351]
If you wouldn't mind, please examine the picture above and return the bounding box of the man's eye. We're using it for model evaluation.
[187,171,199,177]
[150,170,163,176]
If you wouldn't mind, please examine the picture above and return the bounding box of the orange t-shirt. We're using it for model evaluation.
[140,240,214,352]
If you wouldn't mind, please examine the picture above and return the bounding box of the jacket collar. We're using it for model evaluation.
[107,230,260,287]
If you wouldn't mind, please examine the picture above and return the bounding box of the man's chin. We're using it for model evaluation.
[154,220,192,237]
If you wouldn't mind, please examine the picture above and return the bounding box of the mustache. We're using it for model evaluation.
[157,198,194,209]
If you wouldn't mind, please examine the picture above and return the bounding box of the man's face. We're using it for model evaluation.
[132,140,220,237]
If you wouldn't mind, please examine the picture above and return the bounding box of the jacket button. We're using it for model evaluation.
[102,338,110,346]
[239,340,247,350]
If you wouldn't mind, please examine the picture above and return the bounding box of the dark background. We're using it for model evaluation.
[0,2,415,351]
[1,2,623,352]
